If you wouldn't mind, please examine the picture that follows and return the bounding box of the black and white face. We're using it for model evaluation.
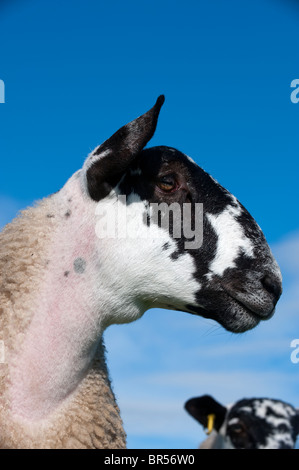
[115,145,282,332]
[185,395,299,449]
[83,96,282,333]
[226,398,299,449]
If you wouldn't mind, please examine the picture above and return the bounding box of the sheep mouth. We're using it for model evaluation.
[225,290,275,320]
[185,294,271,333]
[223,293,275,332]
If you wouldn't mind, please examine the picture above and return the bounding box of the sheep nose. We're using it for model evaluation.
[261,274,282,305]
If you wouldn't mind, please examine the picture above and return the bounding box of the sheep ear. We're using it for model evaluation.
[184,395,227,432]
[84,95,165,201]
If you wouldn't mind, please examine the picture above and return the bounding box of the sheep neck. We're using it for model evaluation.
[7,173,132,425]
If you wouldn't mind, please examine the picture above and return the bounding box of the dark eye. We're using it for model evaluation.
[156,174,178,192]
[230,424,244,434]
[228,419,247,436]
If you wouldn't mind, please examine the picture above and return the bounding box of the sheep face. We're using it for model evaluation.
[185,395,299,449]
[226,398,299,449]
[82,96,282,333]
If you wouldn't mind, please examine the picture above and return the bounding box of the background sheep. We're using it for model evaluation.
[185,395,299,449]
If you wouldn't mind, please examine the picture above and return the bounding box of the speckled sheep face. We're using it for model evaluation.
[82,96,282,333]
[226,398,299,449]
[185,395,299,449]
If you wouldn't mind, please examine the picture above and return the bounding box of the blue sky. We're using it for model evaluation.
[0,0,298,449]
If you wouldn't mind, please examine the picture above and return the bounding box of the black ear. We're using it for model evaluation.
[84,95,165,201]
[184,395,227,431]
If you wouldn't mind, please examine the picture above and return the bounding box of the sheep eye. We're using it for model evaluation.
[230,424,245,434]
[156,175,177,192]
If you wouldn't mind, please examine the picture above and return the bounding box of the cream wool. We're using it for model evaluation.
[0,175,126,448]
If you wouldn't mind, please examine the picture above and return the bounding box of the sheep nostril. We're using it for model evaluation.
[261,274,282,303]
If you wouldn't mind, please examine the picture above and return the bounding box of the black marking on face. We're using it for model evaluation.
[65,210,71,218]
[46,213,55,218]
[118,146,207,241]
[64,270,70,277]
[116,145,282,332]
[162,242,170,251]
[73,258,86,274]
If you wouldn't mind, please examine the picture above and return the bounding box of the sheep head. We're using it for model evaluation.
[81,96,282,333]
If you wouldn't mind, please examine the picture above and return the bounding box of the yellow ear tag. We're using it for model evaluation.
[206,413,215,435]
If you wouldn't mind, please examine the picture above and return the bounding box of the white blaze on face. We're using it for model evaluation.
[206,203,254,279]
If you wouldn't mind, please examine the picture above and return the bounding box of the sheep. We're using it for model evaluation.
[185,395,299,449]
[0,95,282,448]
